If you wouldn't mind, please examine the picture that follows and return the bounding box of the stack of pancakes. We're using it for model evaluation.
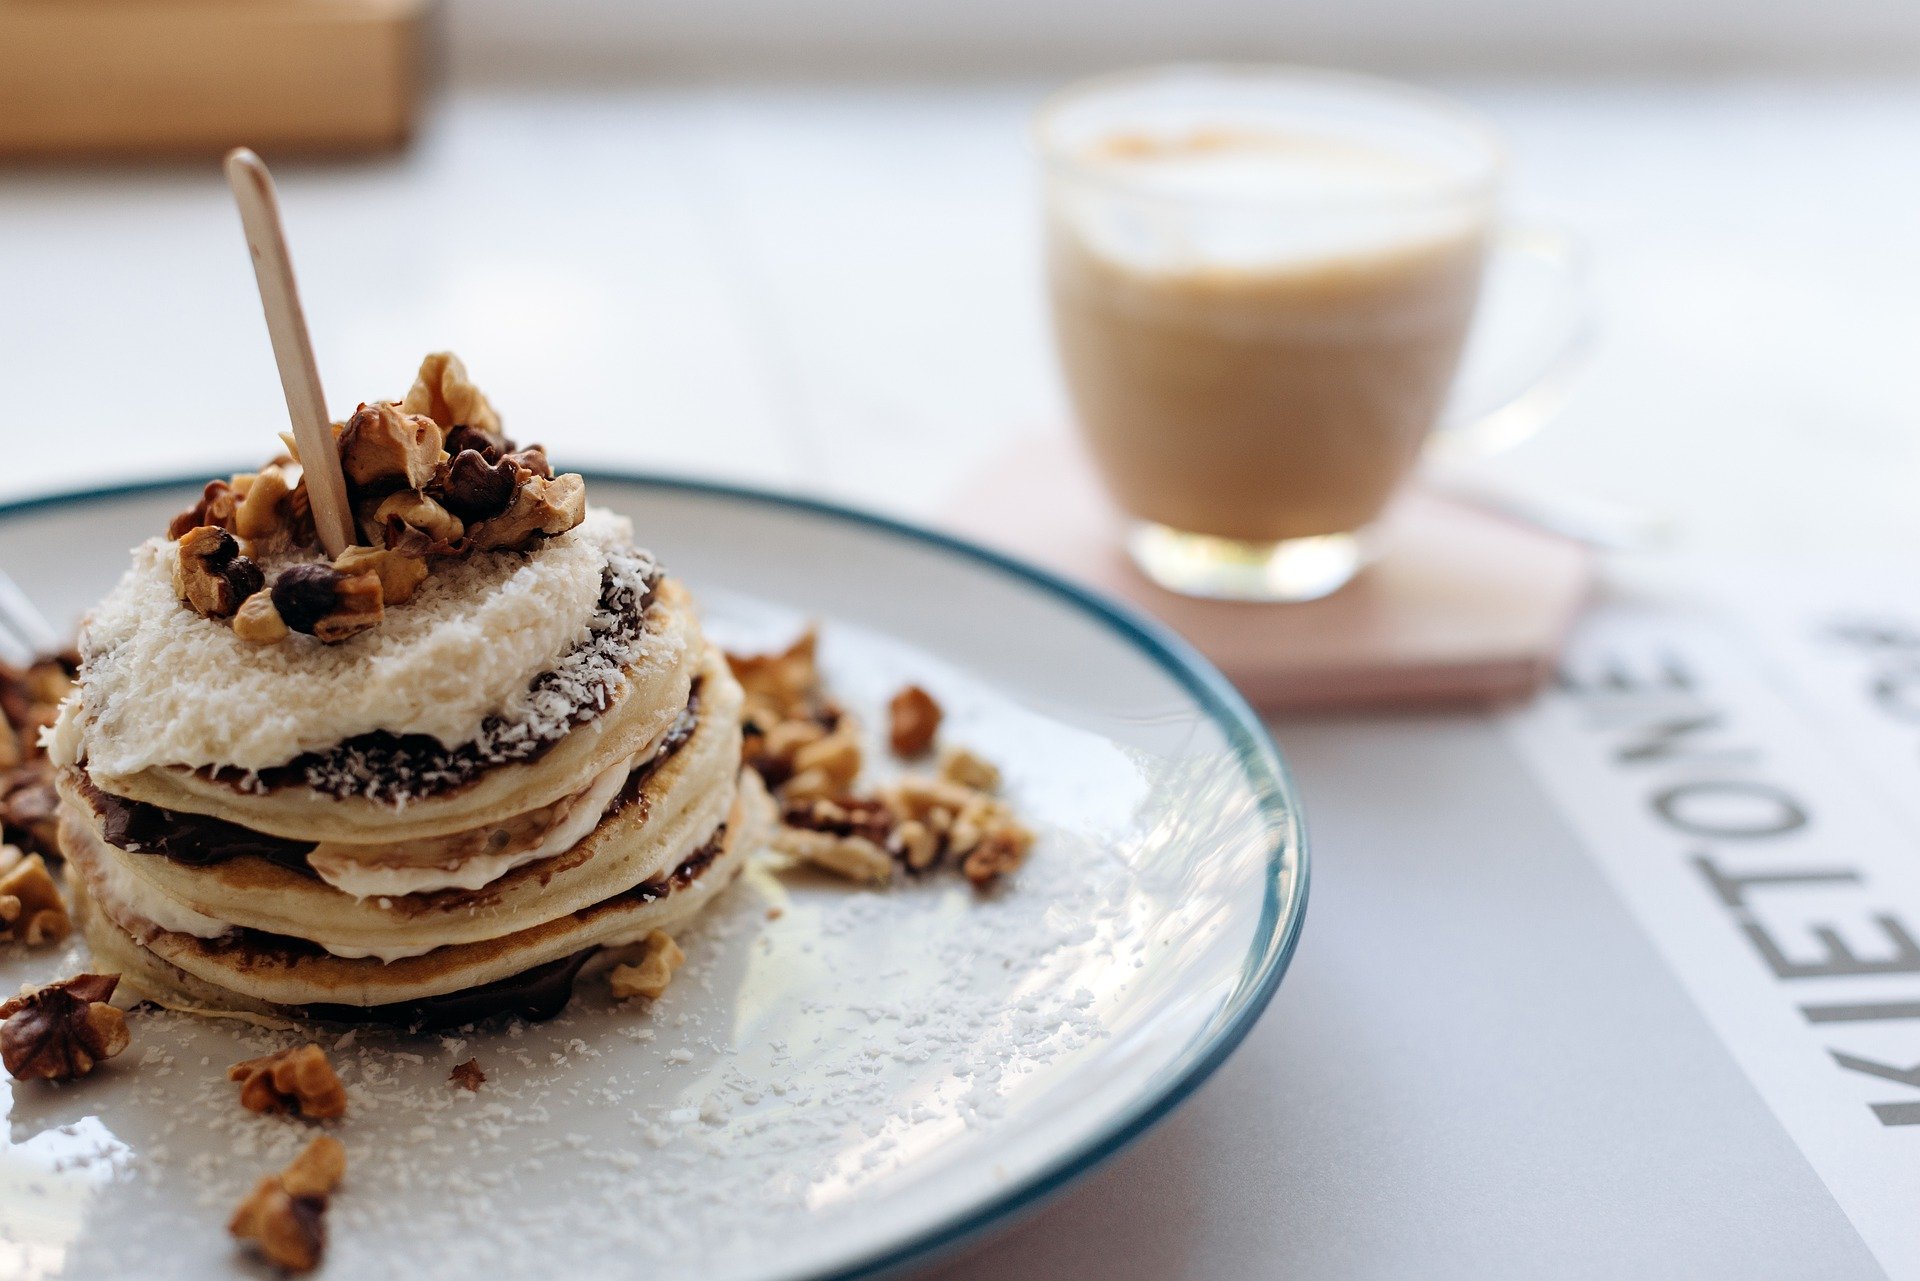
[49,508,770,1025]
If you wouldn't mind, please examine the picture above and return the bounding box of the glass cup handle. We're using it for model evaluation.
[1427,223,1595,460]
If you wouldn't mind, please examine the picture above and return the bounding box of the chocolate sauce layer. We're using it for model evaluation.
[79,774,320,878]
[220,553,661,805]
[279,828,727,1030]
[84,679,700,881]
[300,949,598,1029]
[605,684,701,823]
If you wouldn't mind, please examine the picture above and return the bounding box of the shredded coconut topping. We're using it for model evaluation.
[245,547,662,805]
[65,510,640,776]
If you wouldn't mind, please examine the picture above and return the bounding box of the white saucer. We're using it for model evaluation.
[0,473,1306,1281]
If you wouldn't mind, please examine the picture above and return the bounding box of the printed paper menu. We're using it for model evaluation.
[1504,568,1920,1280]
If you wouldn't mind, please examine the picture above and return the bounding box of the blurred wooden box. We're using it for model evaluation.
[0,0,430,157]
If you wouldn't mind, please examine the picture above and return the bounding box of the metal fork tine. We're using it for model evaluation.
[0,568,60,664]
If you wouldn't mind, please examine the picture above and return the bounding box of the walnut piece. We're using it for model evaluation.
[229,1135,345,1274]
[339,400,446,492]
[772,826,894,883]
[775,794,897,883]
[880,770,1033,888]
[233,462,295,541]
[281,1133,347,1197]
[400,351,504,438]
[441,449,518,523]
[228,1043,348,1119]
[0,973,127,1081]
[728,630,863,799]
[172,466,317,557]
[449,1058,485,1091]
[271,565,384,644]
[444,423,509,461]
[0,844,70,945]
[466,471,586,552]
[0,768,58,862]
[366,488,465,551]
[504,444,553,479]
[232,590,290,645]
[332,545,428,606]
[960,825,1035,887]
[1,653,75,861]
[888,685,942,757]
[173,526,265,620]
[20,661,70,706]
[938,745,1000,792]
[728,629,823,725]
[167,478,241,540]
[783,726,863,802]
[609,930,686,1000]
[313,571,383,643]
[889,818,940,872]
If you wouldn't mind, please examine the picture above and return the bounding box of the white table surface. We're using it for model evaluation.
[6,78,1919,555]
[4,76,1918,1278]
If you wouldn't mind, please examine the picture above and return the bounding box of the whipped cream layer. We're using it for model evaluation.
[80,823,234,943]
[57,508,638,776]
[79,843,442,963]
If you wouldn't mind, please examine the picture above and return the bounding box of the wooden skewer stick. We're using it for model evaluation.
[224,147,356,557]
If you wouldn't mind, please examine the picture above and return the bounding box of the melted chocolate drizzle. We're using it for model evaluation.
[299,949,598,1029]
[80,774,321,877]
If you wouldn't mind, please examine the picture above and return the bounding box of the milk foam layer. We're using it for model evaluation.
[1064,130,1481,275]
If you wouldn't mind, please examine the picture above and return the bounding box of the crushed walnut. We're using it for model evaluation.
[403,350,504,440]
[726,639,1034,890]
[0,652,72,862]
[887,684,942,757]
[773,796,895,884]
[230,1134,346,1274]
[173,526,264,620]
[0,844,69,946]
[270,563,384,644]
[167,352,589,644]
[229,1043,348,1119]
[880,761,1034,888]
[730,630,852,794]
[609,931,686,1000]
[332,543,428,606]
[449,1058,486,1091]
[0,973,128,1081]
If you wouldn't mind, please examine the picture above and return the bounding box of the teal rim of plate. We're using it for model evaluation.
[0,469,1309,1281]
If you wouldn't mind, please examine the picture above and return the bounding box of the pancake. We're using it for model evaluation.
[74,768,773,1015]
[65,579,703,845]
[54,362,770,1027]
[58,649,747,959]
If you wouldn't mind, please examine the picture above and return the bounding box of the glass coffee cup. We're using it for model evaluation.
[1039,65,1585,602]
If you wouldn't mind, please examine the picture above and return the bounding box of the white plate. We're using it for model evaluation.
[0,474,1307,1281]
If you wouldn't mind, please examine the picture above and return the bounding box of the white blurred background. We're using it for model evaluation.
[4,1,1919,565]
[445,0,1920,77]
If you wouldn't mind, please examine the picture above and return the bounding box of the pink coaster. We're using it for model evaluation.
[940,436,1594,713]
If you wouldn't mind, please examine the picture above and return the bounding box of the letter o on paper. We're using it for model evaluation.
[1650,780,1810,839]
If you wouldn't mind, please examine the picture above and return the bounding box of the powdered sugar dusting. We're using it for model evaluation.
[4,612,1288,1281]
